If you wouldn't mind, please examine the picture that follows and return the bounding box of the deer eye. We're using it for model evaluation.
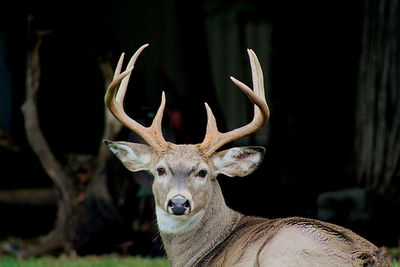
[156,167,166,176]
[197,170,208,178]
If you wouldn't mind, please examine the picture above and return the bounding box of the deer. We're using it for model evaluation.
[104,44,390,266]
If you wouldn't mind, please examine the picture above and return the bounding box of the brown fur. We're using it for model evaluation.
[159,180,242,267]
[157,179,390,267]
[198,215,389,266]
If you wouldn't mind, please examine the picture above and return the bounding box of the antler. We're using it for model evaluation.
[199,49,270,156]
[105,44,169,152]
[105,45,268,155]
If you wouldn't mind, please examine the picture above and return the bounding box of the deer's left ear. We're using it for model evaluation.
[211,146,265,177]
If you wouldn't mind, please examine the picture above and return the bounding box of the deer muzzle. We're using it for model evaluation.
[167,194,191,216]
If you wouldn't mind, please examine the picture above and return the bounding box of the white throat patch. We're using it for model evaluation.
[156,206,205,234]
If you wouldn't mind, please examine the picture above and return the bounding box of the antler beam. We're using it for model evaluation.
[199,49,270,156]
[105,44,169,152]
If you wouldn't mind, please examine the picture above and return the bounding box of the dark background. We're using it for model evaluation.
[0,0,398,253]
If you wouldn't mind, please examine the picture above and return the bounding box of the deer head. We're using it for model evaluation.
[105,44,269,233]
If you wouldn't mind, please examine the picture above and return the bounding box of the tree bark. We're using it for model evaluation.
[356,0,400,197]
[18,32,75,257]
[12,29,125,258]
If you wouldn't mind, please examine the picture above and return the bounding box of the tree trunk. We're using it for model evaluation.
[13,29,127,258]
[356,0,400,198]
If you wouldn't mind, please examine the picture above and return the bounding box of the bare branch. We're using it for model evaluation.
[21,32,73,204]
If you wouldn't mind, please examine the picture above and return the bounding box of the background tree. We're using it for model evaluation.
[354,0,400,247]
[12,29,137,258]
[356,0,400,200]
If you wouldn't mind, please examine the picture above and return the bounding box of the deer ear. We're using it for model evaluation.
[212,146,265,177]
[104,140,155,172]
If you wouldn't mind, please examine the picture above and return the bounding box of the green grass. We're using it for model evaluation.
[0,254,397,266]
[0,255,170,267]
[391,247,400,267]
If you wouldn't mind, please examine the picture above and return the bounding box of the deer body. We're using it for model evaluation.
[104,44,390,266]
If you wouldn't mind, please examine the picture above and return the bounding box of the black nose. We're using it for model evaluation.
[168,195,191,216]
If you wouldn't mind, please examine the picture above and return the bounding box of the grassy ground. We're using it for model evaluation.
[0,255,170,267]
[0,254,398,266]
[391,247,400,267]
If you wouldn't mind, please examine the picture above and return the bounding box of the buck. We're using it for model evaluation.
[104,44,389,266]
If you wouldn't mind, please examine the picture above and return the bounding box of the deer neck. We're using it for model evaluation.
[158,179,242,267]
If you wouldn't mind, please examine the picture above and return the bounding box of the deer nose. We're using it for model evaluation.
[167,195,191,216]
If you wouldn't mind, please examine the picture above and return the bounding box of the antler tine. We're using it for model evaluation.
[105,44,169,151]
[115,44,148,103]
[200,49,270,156]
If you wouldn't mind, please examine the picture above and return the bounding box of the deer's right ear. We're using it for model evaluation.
[104,140,155,172]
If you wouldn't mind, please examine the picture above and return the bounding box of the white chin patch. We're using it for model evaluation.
[167,206,191,215]
[156,206,205,234]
